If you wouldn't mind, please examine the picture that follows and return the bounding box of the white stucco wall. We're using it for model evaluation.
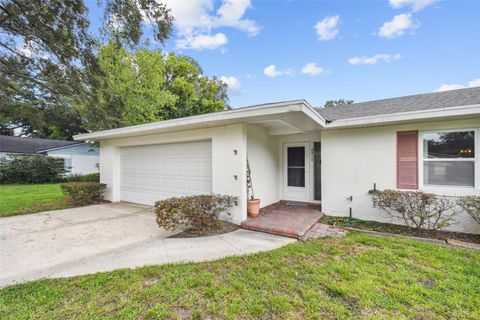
[321,118,480,234]
[99,124,247,223]
[71,155,99,175]
[48,154,99,175]
[246,125,279,207]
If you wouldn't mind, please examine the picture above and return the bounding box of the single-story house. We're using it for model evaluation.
[74,87,480,234]
[0,136,100,175]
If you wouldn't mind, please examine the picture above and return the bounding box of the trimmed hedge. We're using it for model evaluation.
[458,196,480,224]
[372,189,459,231]
[0,154,65,184]
[60,182,106,205]
[155,194,238,232]
[66,173,100,182]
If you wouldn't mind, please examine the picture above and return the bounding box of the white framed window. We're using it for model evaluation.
[419,129,478,189]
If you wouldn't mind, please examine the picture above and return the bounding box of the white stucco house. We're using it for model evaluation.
[74,87,480,234]
[0,136,100,175]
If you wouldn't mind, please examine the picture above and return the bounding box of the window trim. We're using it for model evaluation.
[419,128,479,190]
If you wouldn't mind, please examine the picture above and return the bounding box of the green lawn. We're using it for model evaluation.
[1,233,479,319]
[0,184,73,217]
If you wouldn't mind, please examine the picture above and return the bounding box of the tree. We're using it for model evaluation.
[79,43,228,131]
[0,0,173,138]
[324,99,354,108]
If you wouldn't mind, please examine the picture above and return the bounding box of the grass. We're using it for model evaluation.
[1,232,479,319]
[0,184,74,217]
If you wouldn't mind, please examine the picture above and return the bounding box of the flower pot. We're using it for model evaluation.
[247,199,261,217]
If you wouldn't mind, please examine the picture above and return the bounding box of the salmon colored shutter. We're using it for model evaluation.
[397,131,418,189]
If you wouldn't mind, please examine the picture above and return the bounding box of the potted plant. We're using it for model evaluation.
[246,158,261,217]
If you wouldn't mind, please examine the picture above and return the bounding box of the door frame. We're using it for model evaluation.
[283,142,310,202]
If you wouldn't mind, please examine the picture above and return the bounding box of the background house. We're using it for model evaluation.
[0,136,99,175]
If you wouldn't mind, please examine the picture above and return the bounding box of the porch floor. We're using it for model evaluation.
[240,202,324,239]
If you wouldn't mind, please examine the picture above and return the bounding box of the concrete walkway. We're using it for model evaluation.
[0,203,295,287]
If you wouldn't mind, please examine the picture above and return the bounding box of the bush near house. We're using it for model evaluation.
[372,190,459,231]
[0,154,65,184]
[66,173,100,182]
[458,196,480,224]
[60,182,106,205]
[155,194,237,232]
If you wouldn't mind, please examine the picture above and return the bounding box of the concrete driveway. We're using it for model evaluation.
[0,203,295,287]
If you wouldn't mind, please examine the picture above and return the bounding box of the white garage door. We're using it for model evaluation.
[120,140,212,205]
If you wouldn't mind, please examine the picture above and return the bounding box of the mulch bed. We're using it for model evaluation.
[320,216,480,244]
[168,221,239,238]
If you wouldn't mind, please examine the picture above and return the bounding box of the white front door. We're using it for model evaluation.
[283,143,310,202]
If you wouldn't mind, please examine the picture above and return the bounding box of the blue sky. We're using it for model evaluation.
[87,0,480,108]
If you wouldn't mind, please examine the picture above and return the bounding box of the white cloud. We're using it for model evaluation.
[214,0,259,36]
[389,0,437,12]
[348,54,402,65]
[220,76,241,95]
[165,0,259,50]
[378,13,419,38]
[314,15,340,41]
[434,78,480,92]
[175,33,228,50]
[301,63,326,75]
[263,65,293,77]
[468,79,480,87]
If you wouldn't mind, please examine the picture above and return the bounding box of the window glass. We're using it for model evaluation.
[287,147,305,167]
[64,158,72,172]
[424,161,474,187]
[288,168,305,187]
[423,131,474,159]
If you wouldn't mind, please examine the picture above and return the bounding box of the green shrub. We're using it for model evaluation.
[457,196,480,224]
[155,194,238,232]
[66,173,100,182]
[372,189,459,231]
[60,182,106,205]
[0,154,66,184]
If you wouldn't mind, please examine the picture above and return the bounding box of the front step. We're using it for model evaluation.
[242,204,324,239]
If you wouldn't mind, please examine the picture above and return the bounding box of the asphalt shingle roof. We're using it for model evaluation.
[0,136,79,153]
[316,87,480,122]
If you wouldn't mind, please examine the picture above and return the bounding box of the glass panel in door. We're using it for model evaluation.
[287,147,305,187]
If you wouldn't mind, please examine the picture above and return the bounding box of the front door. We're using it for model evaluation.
[284,143,310,202]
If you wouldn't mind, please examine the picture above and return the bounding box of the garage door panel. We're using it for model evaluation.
[120,140,212,205]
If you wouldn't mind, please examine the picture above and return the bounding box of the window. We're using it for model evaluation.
[64,158,72,173]
[421,130,476,188]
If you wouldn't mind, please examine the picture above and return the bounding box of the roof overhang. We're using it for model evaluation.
[37,142,84,153]
[324,104,480,129]
[74,100,326,141]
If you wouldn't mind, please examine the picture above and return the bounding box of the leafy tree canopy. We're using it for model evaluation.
[0,0,173,139]
[324,99,354,108]
[79,42,229,131]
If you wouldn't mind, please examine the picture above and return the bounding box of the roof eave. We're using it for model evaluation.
[74,100,325,141]
[37,142,84,153]
[324,104,480,129]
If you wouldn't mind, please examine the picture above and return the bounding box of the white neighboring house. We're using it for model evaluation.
[0,136,99,175]
[74,87,480,234]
